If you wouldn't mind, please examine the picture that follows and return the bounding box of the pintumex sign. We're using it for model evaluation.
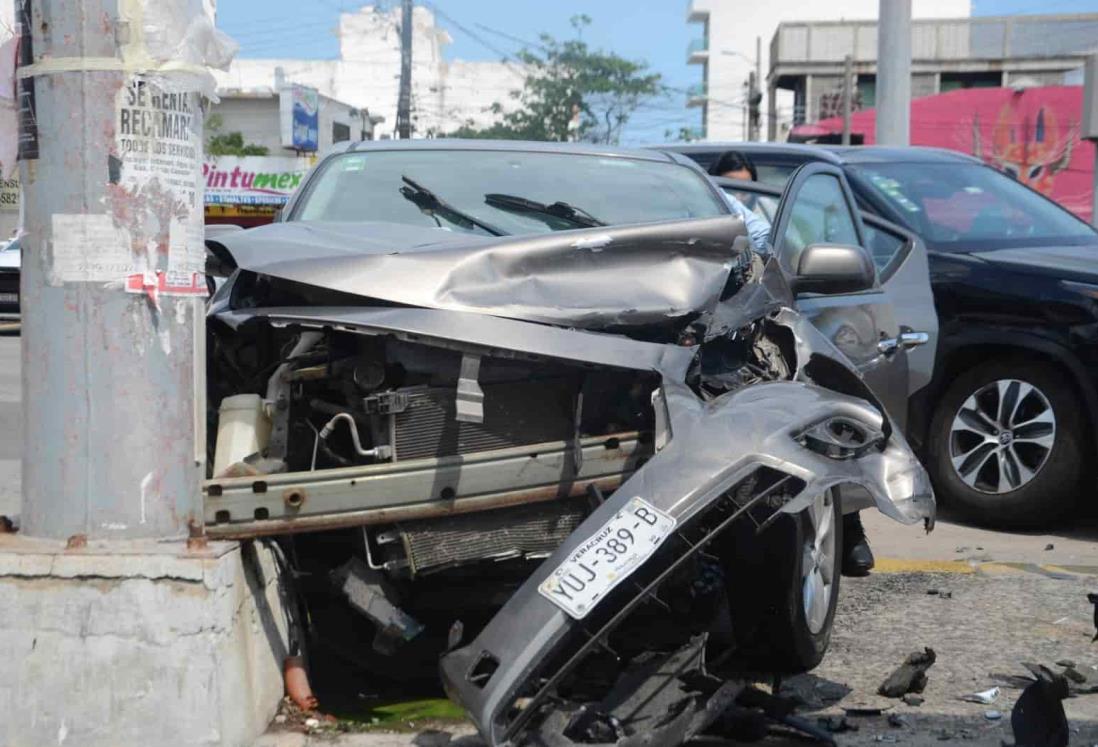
[203,156,313,208]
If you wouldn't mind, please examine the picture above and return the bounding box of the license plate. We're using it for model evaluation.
[538,497,676,619]
[0,293,16,303]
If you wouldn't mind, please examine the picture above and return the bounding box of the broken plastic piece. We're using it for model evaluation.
[960,686,1000,704]
[333,558,425,655]
[1088,592,1098,642]
[1011,665,1069,747]
[878,648,936,698]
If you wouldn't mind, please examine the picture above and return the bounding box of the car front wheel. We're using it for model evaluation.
[721,489,842,674]
[927,359,1084,527]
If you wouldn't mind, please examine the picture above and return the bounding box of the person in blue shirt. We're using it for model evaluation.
[708,148,875,577]
[708,151,771,254]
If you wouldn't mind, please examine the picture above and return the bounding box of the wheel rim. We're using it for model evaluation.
[947,378,1056,495]
[802,492,835,635]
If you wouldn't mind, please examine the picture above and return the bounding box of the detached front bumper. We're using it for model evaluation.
[440,379,934,747]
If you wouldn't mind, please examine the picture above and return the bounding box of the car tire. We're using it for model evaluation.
[927,359,1083,527]
[719,489,842,674]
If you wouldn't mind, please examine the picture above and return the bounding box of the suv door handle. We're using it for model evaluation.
[878,331,929,355]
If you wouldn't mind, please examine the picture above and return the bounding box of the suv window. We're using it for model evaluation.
[863,223,906,272]
[779,173,860,253]
[847,162,1096,251]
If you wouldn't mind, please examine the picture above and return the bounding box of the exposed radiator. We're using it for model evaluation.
[391,380,575,461]
[396,498,589,575]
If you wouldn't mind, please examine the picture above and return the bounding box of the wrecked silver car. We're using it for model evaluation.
[203,141,935,744]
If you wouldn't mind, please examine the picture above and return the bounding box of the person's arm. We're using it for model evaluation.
[724,192,772,254]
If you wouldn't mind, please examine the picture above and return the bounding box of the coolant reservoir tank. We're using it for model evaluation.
[213,394,272,478]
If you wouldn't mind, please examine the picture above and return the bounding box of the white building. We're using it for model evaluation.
[686,0,972,141]
[208,86,380,154]
[214,4,524,139]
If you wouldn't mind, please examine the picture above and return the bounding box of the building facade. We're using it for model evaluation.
[686,0,972,141]
[208,86,379,155]
[213,4,524,139]
[769,12,1098,139]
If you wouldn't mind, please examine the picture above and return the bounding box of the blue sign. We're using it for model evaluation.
[290,85,319,152]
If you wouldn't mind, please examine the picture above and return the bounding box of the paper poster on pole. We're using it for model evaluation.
[48,75,209,291]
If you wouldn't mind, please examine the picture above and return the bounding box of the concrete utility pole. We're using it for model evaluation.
[396,0,414,139]
[18,0,208,539]
[876,0,911,145]
[751,36,762,141]
[842,54,854,146]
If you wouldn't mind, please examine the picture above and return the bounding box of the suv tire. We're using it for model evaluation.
[927,359,1083,527]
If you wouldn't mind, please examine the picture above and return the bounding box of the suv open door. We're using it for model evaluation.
[718,166,938,429]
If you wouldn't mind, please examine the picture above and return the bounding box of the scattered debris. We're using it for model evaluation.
[878,648,936,698]
[844,698,893,716]
[333,559,425,655]
[819,715,859,733]
[902,694,925,707]
[1088,592,1098,642]
[989,672,1038,690]
[1044,543,1054,551]
[1055,660,1076,669]
[887,713,909,728]
[1062,666,1087,684]
[925,588,951,597]
[955,546,970,553]
[874,735,898,743]
[1011,664,1069,747]
[304,717,321,730]
[961,686,1000,705]
[985,710,1003,721]
[0,515,14,533]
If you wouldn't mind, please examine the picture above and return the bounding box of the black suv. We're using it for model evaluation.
[663,143,1098,527]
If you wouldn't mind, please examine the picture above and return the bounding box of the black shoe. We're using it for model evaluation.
[842,512,875,577]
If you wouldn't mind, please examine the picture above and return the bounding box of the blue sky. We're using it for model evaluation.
[218,0,1098,144]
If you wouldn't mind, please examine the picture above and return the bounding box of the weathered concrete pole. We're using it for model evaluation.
[18,0,215,539]
[876,0,911,146]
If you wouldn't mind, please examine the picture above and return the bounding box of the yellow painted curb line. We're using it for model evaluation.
[873,558,1098,576]
[874,558,977,574]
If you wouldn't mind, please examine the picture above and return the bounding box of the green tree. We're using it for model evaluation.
[448,16,662,144]
[205,114,270,156]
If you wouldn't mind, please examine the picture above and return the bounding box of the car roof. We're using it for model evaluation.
[333,138,685,164]
[656,142,982,166]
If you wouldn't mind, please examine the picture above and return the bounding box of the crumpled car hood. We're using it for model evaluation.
[211,217,747,329]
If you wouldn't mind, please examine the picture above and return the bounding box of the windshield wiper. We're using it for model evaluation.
[485,193,605,229]
[400,176,506,236]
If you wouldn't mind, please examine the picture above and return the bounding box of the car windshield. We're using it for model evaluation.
[847,162,1097,251]
[291,149,727,235]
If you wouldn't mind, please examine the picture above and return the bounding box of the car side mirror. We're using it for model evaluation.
[792,243,876,296]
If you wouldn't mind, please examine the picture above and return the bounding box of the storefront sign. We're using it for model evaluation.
[203,155,311,216]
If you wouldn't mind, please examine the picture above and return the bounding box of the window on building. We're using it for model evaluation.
[332,122,351,143]
[940,72,1002,93]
